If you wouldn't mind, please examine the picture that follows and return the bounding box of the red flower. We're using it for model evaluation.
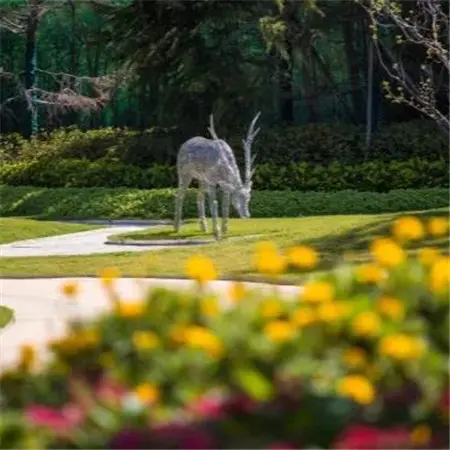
[25,403,84,438]
[222,394,256,415]
[152,422,216,449]
[188,394,225,419]
[267,443,299,449]
[334,425,410,449]
[94,377,128,405]
[439,387,449,418]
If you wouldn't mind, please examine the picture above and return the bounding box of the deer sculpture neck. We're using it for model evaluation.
[174,112,261,240]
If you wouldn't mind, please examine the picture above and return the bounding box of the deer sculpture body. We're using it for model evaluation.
[174,112,261,240]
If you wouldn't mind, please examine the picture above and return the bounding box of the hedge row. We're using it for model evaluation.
[1,120,447,167]
[1,158,448,192]
[1,186,448,219]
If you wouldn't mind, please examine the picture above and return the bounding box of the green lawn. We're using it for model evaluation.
[0,218,99,244]
[0,208,447,281]
[0,306,14,328]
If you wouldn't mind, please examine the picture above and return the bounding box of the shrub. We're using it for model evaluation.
[1,158,448,192]
[1,185,448,219]
[0,215,449,449]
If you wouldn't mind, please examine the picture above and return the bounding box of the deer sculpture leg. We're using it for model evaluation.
[207,185,221,240]
[221,190,230,236]
[197,184,208,233]
[174,177,191,233]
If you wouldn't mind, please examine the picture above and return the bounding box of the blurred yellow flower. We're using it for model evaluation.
[337,375,375,405]
[428,217,449,237]
[185,255,217,284]
[100,266,120,287]
[287,246,319,269]
[317,301,349,323]
[355,263,385,284]
[169,325,187,345]
[352,312,381,338]
[256,241,278,253]
[301,281,334,304]
[261,298,284,319]
[418,247,440,265]
[201,297,220,318]
[99,352,115,368]
[291,307,316,327]
[132,331,160,351]
[410,424,432,446]
[376,295,405,321]
[392,216,424,241]
[254,248,287,276]
[116,301,146,318]
[370,238,406,267]
[264,320,296,342]
[429,256,450,293]
[61,281,79,298]
[379,333,426,360]
[343,347,367,369]
[134,383,160,404]
[184,326,224,358]
[229,281,247,304]
[19,345,36,371]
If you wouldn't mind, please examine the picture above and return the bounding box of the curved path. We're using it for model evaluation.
[0,223,172,257]
[0,277,299,371]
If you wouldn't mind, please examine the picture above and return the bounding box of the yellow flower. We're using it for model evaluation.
[201,297,220,318]
[115,301,146,318]
[429,256,450,293]
[132,331,160,351]
[370,238,406,267]
[169,325,187,345]
[418,247,440,265]
[134,383,160,404]
[355,263,386,284]
[100,266,120,287]
[343,347,367,369]
[376,295,405,321]
[185,255,217,284]
[337,375,375,405]
[287,246,319,269]
[352,312,381,338]
[379,334,426,360]
[184,326,224,358]
[19,345,36,371]
[291,307,316,327]
[392,216,424,241]
[317,302,349,323]
[428,217,449,237]
[99,352,115,368]
[254,247,287,276]
[261,298,284,319]
[301,281,334,304]
[410,424,432,446]
[256,241,278,253]
[229,281,247,304]
[61,281,79,298]
[264,320,296,342]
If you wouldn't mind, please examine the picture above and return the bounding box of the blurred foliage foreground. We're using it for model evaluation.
[0,216,449,449]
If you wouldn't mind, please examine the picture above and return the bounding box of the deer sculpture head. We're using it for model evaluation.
[208,112,261,218]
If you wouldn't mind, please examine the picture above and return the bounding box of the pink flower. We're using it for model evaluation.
[222,393,256,414]
[94,377,128,404]
[334,425,410,449]
[152,422,216,449]
[188,394,225,419]
[25,403,84,437]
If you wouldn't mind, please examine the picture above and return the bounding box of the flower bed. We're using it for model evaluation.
[0,216,449,449]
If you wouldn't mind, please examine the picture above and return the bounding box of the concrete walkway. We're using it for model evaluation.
[0,278,300,371]
[0,224,172,257]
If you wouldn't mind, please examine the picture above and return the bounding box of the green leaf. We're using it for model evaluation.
[232,366,273,402]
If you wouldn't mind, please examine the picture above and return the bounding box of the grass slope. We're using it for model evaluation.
[1,185,448,220]
[0,306,14,328]
[1,208,448,281]
[0,218,98,244]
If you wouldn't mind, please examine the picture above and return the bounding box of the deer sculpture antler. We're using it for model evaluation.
[242,111,261,186]
[208,114,219,140]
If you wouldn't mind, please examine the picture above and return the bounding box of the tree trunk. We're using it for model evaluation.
[24,0,40,138]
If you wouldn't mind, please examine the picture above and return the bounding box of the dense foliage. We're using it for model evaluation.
[1,186,448,220]
[0,214,449,448]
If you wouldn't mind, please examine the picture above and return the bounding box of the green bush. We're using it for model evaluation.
[1,120,447,168]
[1,158,448,192]
[1,185,448,220]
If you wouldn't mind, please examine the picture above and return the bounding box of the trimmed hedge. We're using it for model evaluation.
[1,158,448,192]
[1,120,447,168]
[1,185,448,219]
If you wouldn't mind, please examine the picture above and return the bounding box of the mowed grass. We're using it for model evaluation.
[0,305,14,328]
[0,208,448,281]
[0,218,99,244]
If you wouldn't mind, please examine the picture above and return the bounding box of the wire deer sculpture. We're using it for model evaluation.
[174,112,261,240]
